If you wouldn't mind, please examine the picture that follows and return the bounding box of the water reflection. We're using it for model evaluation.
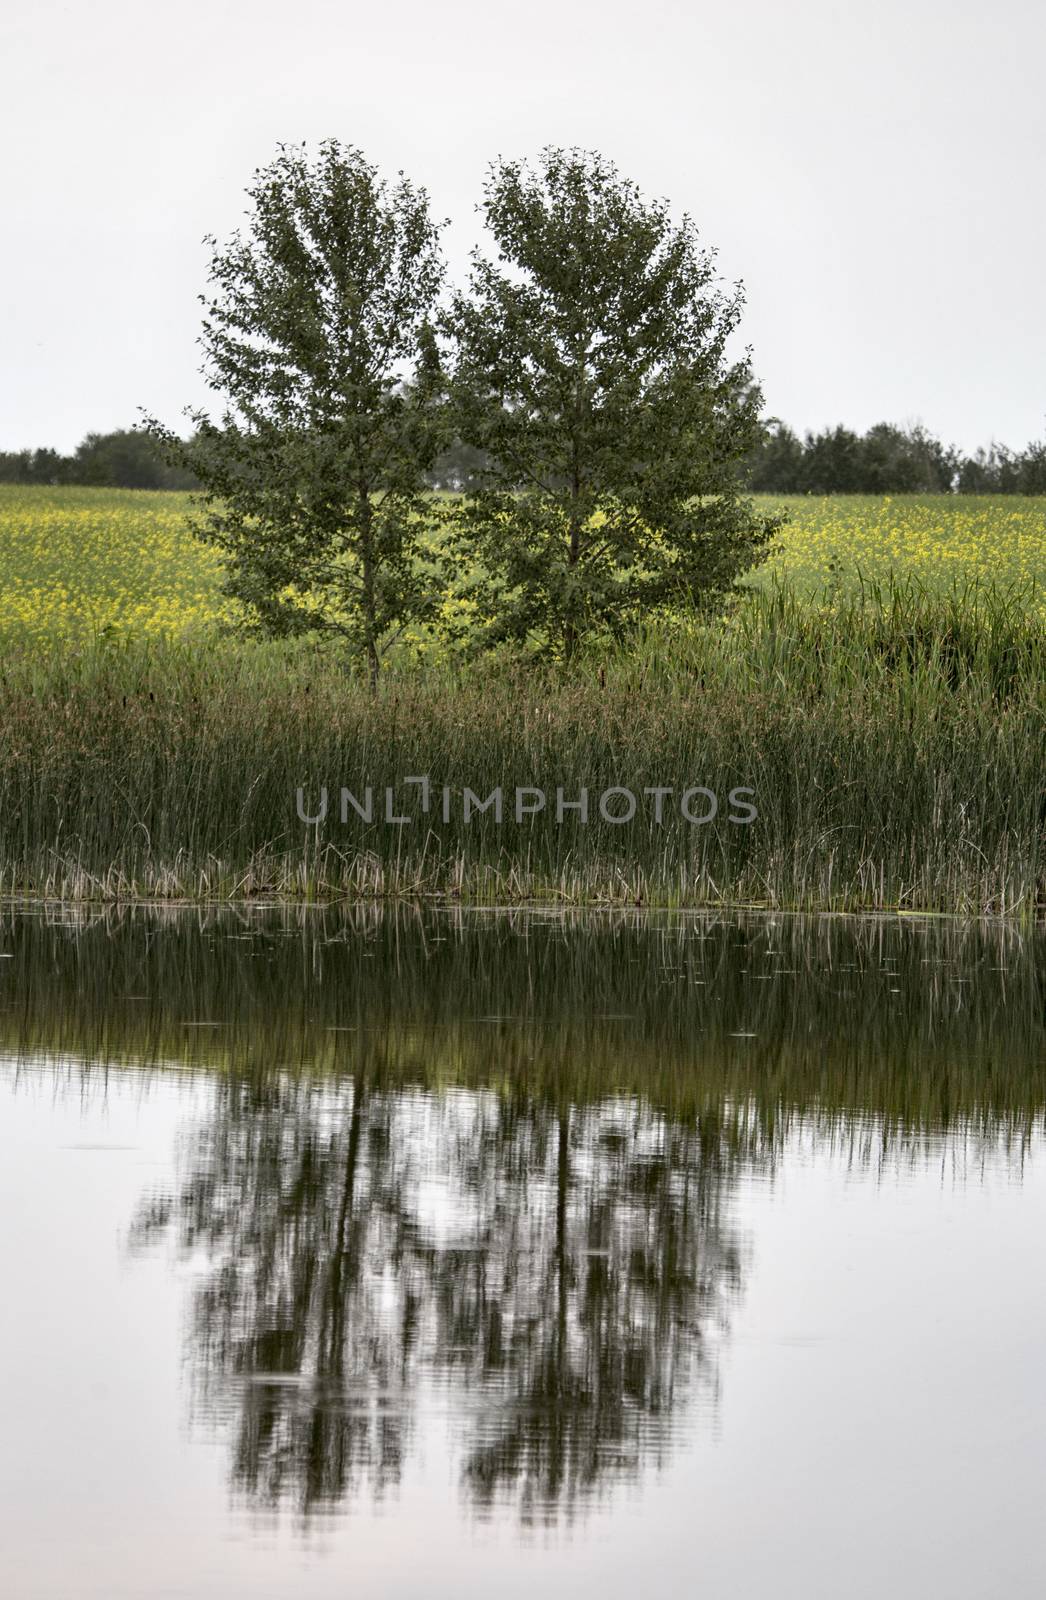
[131,1079,744,1522]
[3,903,1042,1135]
[2,903,1043,1529]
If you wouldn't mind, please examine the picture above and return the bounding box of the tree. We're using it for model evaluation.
[0,432,194,488]
[857,422,955,494]
[425,436,491,491]
[1015,436,1046,494]
[74,428,199,489]
[0,446,71,485]
[746,420,805,492]
[146,141,448,684]
[445,148,779,659]
[797,425,864,493]
[439,1097,742,1522]
[131,1072,420,1513]
[745,420,959,495]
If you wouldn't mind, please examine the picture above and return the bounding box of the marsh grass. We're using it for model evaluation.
[0,578,1041,914]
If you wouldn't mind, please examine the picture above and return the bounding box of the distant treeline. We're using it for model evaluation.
[0,430,199,490]
[417,420,1046,495]
[3,419,1045,495]
[743,421,1046,495]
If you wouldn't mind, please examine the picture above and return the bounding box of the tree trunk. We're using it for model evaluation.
[564,470,582,661]
[322,1071,368,1373]
[357,482,380,690]
[564,358,584,663]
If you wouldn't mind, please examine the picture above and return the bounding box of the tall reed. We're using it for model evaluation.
[0,578,1041,913]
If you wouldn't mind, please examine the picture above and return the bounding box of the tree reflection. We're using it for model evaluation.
[434,1097,744,1522]
[132,1074,748,1523]
[134,1072,424,1511]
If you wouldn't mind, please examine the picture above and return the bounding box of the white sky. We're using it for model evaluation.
[1,0,1043,454]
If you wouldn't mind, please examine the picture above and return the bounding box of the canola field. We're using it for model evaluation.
[756,494,1046,609]
[0,487,233,643]
[0,485,1043,645]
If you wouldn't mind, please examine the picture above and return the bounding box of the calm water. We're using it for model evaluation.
[0,905,1044,1598]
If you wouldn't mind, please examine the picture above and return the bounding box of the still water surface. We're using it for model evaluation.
[0,906,1043,1598]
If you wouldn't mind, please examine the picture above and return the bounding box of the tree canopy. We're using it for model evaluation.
[146,140,448,682]
[445,147,777,657]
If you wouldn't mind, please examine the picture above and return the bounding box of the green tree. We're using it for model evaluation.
[797,425,864,493]
[1015,435,1046,494]
[746,420,805,492]
[147,141,447,684]
[74,428,199,489]
[0,447,70,485]
[445,148,778,659]
[856,423,956,494]
[425,436,491,491]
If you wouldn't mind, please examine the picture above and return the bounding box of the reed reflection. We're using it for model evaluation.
[4,902,1042,1140]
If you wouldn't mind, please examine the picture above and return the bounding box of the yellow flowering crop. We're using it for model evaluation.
[750,493,1046,622]
[1,485,1043,645]
[0,485,234,644]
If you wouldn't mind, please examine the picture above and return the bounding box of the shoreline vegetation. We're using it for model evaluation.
[1,575,1041,919]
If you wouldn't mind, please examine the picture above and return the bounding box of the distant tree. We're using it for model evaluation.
[743,419,1006,496]
[1015,437,1046,494]
[956,446,997,494]
[0,433,194,488]
[146,141,448,685]
[73,429,199,489]
[0,446,71,485]
[857,423,956,494]
[0,450,33,483]
[446,148,778,658]
[746,420,805,492]
[426,437,491,491]
[957,442,1016,493]
[796,425,864,493]
[32,447,70,484]
[910,423,958,492]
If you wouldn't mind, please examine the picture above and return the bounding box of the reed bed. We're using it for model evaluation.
[0,579,1041,915]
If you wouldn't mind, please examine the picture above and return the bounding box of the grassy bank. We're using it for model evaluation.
[1,580,1042,914]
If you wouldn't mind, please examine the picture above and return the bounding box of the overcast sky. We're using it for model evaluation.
[2,0,1043,454]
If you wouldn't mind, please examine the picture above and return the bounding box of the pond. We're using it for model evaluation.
[1,905,1043,1598]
